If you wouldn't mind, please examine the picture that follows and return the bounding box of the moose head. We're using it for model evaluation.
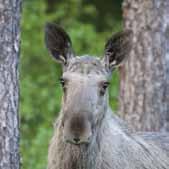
[45,23,132,145]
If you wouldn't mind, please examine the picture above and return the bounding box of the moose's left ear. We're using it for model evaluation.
[103,30,133,71]
[45,23,74,65]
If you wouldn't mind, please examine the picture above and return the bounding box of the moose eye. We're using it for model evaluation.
[102,81,110,89]
[59,77,65,87]
[100,81,110,96]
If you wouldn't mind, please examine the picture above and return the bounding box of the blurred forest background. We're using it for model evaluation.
[21,0,123,169]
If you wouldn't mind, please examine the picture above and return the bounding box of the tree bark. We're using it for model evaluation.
[0,0,21,169]
[119,0,169,132]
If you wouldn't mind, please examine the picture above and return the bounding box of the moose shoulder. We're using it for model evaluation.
[45,23,169,169]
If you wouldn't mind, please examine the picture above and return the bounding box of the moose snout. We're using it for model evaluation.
[63,114,92,145]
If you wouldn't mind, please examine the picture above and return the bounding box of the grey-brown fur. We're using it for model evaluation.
[45,23,169,169]
[48,112,169,169]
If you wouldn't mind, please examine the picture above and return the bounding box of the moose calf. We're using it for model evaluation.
[45,23,169,169]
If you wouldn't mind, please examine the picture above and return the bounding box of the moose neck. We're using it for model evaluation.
[59,138,99,169]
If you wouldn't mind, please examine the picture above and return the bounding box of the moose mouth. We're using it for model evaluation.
[65,137,91,145]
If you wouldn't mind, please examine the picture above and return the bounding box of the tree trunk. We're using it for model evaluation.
[0,0,21,168]
[119,0,169,132]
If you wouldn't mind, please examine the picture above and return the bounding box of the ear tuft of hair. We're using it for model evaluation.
[104,30,133,71]
[45,22,74,65]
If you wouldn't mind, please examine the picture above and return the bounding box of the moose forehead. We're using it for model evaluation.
[65,55,107,76]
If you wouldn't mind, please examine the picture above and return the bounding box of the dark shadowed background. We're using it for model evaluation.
[20,0,123,168]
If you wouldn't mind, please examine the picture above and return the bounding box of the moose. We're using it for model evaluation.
[45,23,169,169]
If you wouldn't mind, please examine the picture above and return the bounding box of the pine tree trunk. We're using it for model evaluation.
[0,0,21,168]
[119,0,169,132]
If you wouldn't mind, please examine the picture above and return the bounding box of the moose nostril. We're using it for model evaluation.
[73,137,80,143]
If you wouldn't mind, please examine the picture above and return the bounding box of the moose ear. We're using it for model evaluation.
[103,30,133,71]
[45,23,74,65]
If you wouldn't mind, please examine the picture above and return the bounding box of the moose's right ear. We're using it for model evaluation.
[103,30,133,71]
[45,23,74,65]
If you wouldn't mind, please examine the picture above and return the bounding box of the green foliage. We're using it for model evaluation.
[20,1,122,169]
